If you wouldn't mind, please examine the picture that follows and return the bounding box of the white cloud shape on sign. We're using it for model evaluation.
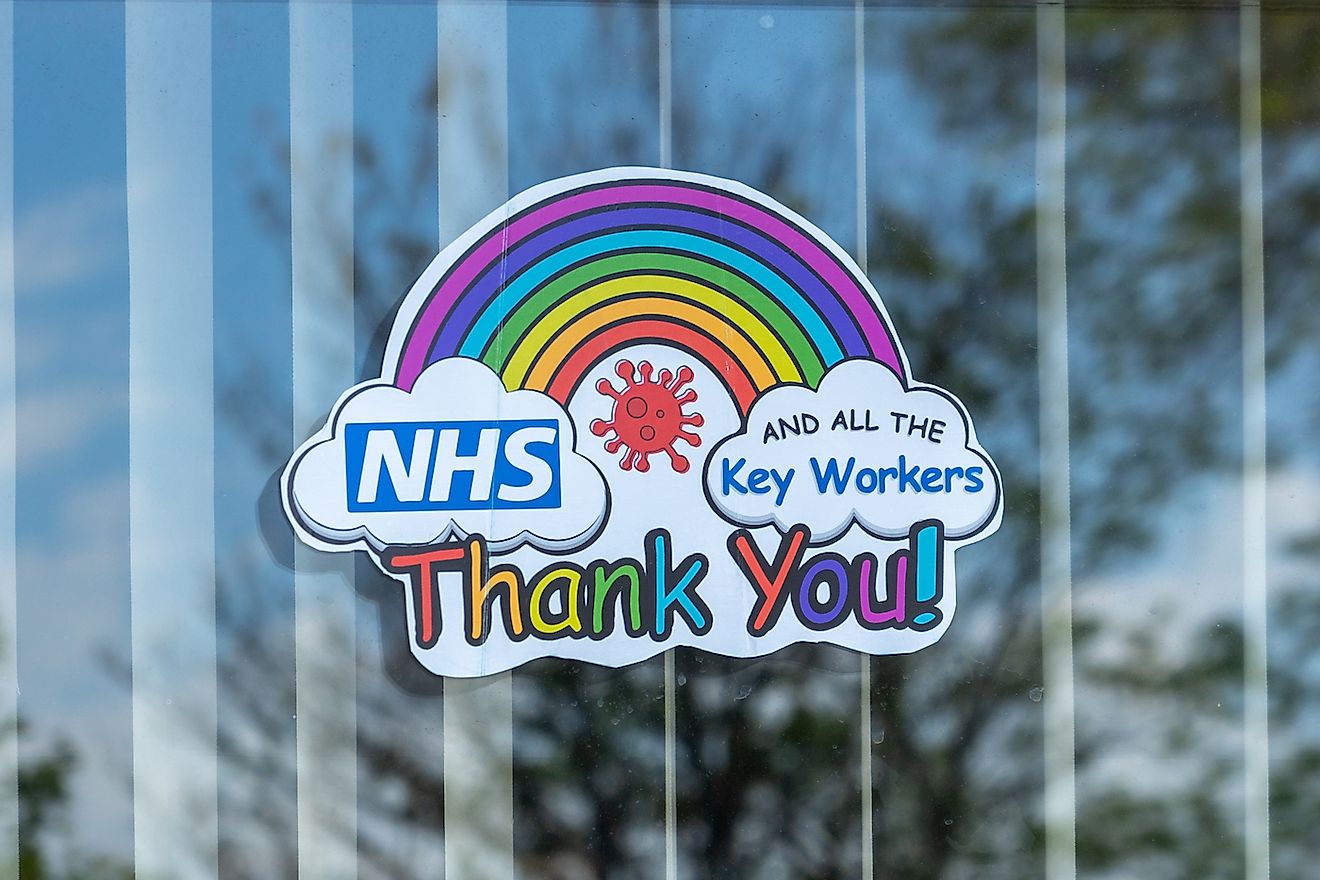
[704,359,1001,544]
[283,358,609,554]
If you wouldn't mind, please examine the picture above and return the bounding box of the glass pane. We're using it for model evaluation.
[2,3,1316,879]
[1065,10,1247,875]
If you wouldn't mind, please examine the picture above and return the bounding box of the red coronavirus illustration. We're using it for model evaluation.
[591,359,704,473]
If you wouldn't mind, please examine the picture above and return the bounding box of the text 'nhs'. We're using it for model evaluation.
[345,420,562,511]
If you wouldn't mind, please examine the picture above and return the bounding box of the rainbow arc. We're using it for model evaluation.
[393,172,904,412]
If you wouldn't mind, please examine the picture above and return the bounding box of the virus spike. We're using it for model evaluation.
[592,359,707,474]
[670,366,695,393]
[596,378,624,401]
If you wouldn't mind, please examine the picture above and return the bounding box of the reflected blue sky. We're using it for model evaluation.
[14,0,133,864]
[212,2,297,875]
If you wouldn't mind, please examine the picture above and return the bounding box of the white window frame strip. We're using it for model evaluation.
[290,2,358,876]
[853,3,873,879]
[125,2,220,876]
[0,1,16,873]
[437,3,516,878]
[1036,5,1078,880]
[1239,4,1270,879]
[657,2,678,878]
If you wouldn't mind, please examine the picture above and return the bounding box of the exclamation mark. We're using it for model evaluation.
[910,521,943,629]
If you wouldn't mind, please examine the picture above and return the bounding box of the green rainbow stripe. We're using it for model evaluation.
[474,250,828,389]
[455,229,845,377]
[395,173,906,413]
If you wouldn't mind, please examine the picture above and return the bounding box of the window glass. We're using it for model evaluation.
[2,3,1316,879]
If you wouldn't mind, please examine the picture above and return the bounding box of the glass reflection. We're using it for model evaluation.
[4,3,1320,879]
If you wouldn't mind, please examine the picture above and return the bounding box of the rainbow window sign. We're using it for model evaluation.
[282,168,1002,677]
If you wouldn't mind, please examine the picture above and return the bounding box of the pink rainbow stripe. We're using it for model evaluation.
[396,181,897,388]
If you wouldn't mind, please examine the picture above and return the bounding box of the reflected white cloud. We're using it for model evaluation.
[12,183,124,292]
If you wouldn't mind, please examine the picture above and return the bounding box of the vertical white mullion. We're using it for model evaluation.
[0,1,16,874]
[663,648,677,880]
[1240,4,1271,879]
[853,0,868,281]
[853,4,873,879]
[125,2,219,877]
[437,4,516,878]
[1036,6,1077,880]
[290,2,357,877]
[658,0,672,173]
[657,2,678,878]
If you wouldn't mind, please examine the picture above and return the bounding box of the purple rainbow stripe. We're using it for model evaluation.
[428,206,866,364]
[395,179,901,389]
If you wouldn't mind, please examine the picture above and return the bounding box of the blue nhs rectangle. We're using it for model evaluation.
[344,419,561,512]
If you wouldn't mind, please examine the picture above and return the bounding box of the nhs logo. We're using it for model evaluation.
[344,420,561,512]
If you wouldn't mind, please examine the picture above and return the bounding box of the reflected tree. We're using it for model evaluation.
[5,714,130,878]
[199,5,1320,880]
